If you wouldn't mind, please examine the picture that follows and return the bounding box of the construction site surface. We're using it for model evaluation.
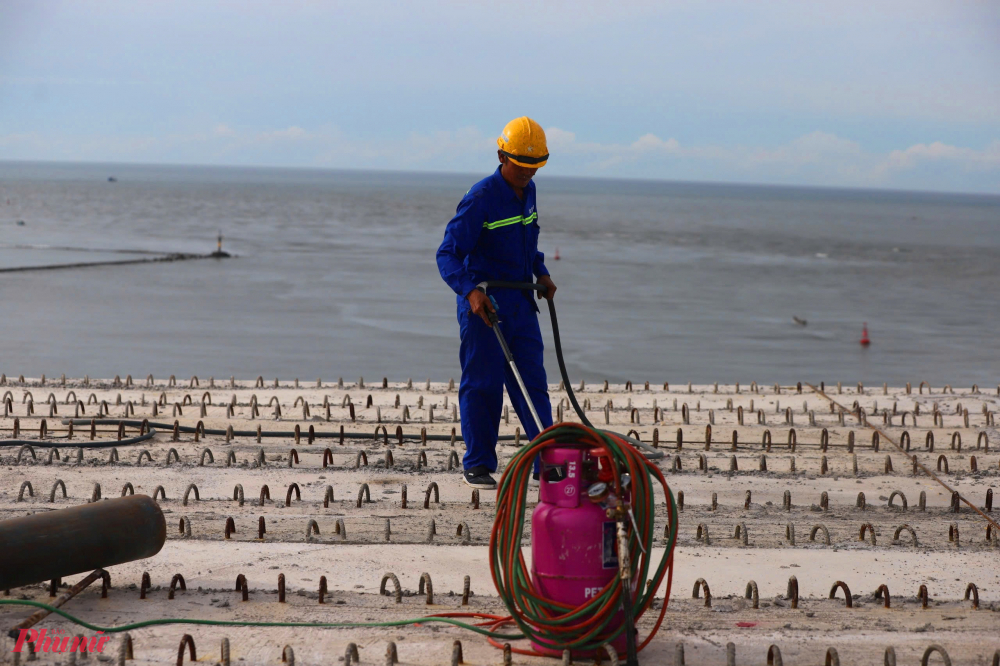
[0,376,997,665]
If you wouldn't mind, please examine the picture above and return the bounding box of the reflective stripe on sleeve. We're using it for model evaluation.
[483,212,537,230]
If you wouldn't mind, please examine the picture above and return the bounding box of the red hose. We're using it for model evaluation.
[485,423,678,658]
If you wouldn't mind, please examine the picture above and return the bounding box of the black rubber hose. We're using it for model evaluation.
[0,429,157,448]
[478,281,663,459]
[477,281,592,428]
[55,419,487,443]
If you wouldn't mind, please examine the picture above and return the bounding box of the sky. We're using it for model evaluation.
[1,0,999,193]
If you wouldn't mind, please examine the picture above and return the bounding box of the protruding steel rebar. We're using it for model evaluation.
[692,578,711,607]
[829,580,852,607]
[380,572,402,603]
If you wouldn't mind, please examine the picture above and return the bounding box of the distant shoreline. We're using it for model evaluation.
[3,158,999,200]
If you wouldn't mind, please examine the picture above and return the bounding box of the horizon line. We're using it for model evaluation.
[2,157,998,201]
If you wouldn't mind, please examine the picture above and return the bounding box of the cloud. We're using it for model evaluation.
[543,126,862,174]
[0,132,39,148]
[262,126,308,141]
[631,134,681,153]
[744,131,862,167]
[539,126,999,191]
[883,140,1000,172]
[544,127,577,150]
[2,122,997,193]
[543,128,684,169]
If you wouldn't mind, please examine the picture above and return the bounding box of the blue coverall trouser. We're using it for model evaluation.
[458,294,553,473]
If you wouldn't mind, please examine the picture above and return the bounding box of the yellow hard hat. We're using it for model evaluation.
[497,117,548,168]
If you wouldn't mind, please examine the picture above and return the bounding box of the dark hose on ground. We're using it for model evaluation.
[56,420,485,443]
[1,429,157,448]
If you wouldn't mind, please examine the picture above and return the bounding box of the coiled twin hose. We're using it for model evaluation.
[0,283,679,658]
[490,422,677,656]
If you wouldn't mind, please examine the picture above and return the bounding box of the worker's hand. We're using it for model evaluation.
[537,274,557,300]
[467,289,495,327]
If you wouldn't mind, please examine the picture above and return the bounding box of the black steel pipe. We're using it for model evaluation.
[0,495,165,590]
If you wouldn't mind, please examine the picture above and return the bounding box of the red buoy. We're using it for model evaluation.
[860,323,871,346]
[554,247,561,260]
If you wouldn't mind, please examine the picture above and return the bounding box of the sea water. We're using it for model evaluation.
[1,161,997,386]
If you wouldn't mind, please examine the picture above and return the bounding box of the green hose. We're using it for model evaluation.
[490,423,678,655]
[0,599,524,639]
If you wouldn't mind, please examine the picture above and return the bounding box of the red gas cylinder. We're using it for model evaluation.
[530,446,631,658]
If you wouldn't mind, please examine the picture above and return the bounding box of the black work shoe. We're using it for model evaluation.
[530,471,540,486]
[463,466,497,490]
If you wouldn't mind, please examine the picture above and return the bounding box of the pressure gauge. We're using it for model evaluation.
[587,482,609,503]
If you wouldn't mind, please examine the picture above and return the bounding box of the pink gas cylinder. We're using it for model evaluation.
[530,446,631,658]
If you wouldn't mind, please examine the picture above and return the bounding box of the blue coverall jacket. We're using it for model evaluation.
[436,166,553,472]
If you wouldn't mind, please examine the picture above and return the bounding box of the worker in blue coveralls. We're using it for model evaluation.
[436,117,557,490]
